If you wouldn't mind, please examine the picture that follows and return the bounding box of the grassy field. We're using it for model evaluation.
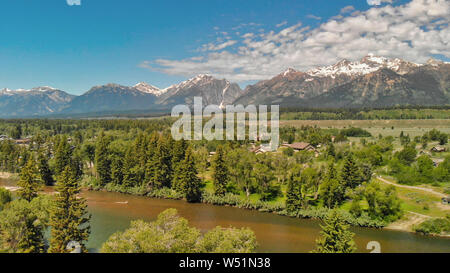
[377,176,449,217]
[280,119,450,138]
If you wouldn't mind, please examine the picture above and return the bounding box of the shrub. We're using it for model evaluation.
[0,188,12,211]
[340,128,372,137]
[414,217,450,235]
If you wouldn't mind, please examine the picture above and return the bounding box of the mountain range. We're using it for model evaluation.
[1,54,449,117]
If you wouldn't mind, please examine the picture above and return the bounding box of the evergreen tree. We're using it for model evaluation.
[19,149,31,169]
[95,132,111,186]
[70,152,84,181]
[133,132,150,179]
[110,154,124,186]
[49,165,91,253]
[37,152,54,186]
[146,136,172,189]
[54,135,72,176]
[171,139,188,170]
[313,210,357,253]
[326,143,336,158]
[17,157,40,202]
[286,172,300,213]
[122,146,139,188]
[10,124,22,139]
[340,154,361,189]
[285,166,312,209]
[81,143,96,168]
[326,161,337,180]
[320,163,345,208]
[145,132,159,163]
[212,146,228,196]
[173,147,202,202]
[194,146,210,180]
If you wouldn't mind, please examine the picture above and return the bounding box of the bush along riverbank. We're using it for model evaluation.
[80,177,387,229]
[1,173,400,230]
[0,172,406,230]
[413,216,450,237]
[200,192,386,228]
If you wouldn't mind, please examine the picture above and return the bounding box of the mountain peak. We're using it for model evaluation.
[336,59,351,66]
[134,82,165,96]
[100,83,122,88]
[307,58,379,78]
[30,86,58,92]
[191,74,215,83]
[158,74,243,108]
[0,86,59,93]
[307,55,422,78]
[427,58,445,66]
[360,54,389,65]
[281,68,298,76]
[165,74,220,91]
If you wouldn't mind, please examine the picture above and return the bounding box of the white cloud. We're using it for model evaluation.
[341,5,355,13]
[367,0,392,5]
[199,40,238,52]
[67,0,81,6]
[144,0,450,82]
[306,14,322,20]
[276,21,288,28]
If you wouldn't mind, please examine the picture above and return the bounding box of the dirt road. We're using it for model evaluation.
[376,176,447,198]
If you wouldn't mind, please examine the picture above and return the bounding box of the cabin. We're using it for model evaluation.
[431,146,446,153]
[442,197,450,205]
[250,144,273,154]
[282,142,316,152]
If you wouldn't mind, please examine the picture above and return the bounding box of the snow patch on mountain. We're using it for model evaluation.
[0,86,58,94]
[134,82,166,96]
[307,54,421,78]
[282,68,298,76]
[163,74,216,92]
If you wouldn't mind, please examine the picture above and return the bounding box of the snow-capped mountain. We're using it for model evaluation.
[134,82,166,96]
[62,83,158,114]
[0,87,74,117]
[157,74,244,108]
[0,86,59,94]
[0,54,448,117]
[307,54,421,78]
[235,55,450,107]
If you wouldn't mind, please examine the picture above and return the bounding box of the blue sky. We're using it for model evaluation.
[0,0,448,95]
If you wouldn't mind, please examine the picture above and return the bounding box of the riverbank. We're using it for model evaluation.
[81,188,450,253]
[82,180,386,228]
[85,186,450,238]
[1,172,448,238]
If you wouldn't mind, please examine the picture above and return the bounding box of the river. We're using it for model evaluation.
[1,179,449,253]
